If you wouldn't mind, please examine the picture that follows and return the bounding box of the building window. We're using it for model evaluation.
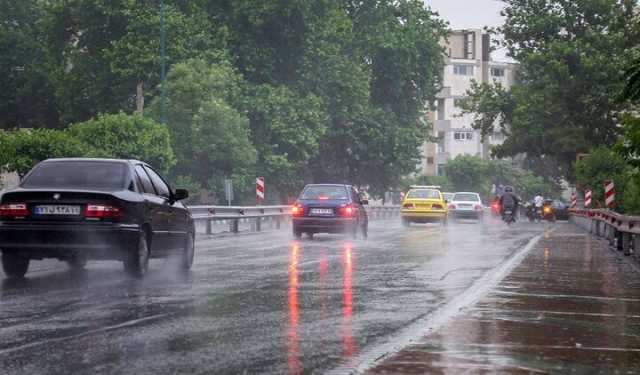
[491,131,505,142]
[454,131,474,141]
[453,64,474,76]
[427,157,434,165]
[437,164,446,176]
[491,67,505,77]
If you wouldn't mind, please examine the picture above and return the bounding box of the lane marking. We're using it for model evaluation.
[328,232,544,375]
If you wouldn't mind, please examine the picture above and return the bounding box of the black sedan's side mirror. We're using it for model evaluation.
[173,189,189,201]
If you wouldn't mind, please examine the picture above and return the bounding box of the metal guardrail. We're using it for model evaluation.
[570,208,640,256]
[188,205,401,235]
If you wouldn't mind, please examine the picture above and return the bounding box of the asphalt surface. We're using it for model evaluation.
[366,222,640,374]
[0,217,545,374]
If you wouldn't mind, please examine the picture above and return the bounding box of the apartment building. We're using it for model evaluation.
[420,29,518,176]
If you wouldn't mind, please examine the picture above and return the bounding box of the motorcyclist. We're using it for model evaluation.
[499,186,520,219]
[533,194,544,209]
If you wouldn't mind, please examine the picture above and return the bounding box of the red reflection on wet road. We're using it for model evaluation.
[287,242,302,375]
[342,244,356,358]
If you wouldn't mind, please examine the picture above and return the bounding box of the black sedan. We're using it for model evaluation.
[0,158,194,278]
[291,184,368,239]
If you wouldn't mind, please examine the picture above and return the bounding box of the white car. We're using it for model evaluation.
[448,192,484,221]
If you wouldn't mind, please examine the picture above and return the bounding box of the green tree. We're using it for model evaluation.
[0,0,59,129]
[147,59,256,201]
[67,112,175,173]
[463,0,640,181]
[444,155,491,197]
[0,129,87,175]
[574,148,634,212]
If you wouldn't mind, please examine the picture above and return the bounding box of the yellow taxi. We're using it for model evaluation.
[401,186,448,226]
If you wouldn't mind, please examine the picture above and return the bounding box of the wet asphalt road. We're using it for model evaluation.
[0,218,545,374]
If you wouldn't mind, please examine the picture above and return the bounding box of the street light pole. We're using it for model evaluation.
[160,0,167,124]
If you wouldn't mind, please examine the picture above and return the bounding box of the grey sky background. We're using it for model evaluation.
[424,0,510,60]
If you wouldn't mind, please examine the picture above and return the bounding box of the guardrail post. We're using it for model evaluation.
[621,232,631,255]
[276,216,281,229]
[255,217,262,232]
[206,219,212,235]
[231,218,239,233]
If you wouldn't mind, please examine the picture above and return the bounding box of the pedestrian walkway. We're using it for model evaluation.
[366,223,640,374]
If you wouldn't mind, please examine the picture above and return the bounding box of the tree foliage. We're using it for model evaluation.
[574,147,640,214]
[67,112,175,173]
[1,0,449,202]
[463,0,640,181]
[147,59,256,200]
[0,129,87,175]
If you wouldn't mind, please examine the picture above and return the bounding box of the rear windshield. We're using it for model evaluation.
[300,185,349,200]
[22,161,129,190]
[406,189,440,199]
[453,193,480,202]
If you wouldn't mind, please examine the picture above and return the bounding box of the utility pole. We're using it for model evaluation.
[160,0,167,124]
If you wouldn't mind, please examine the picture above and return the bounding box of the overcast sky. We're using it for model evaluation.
[424,0,510,60]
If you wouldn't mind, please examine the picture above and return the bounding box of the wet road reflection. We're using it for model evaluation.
[287,242,301,374]
[0,219,544,374]
[342,244,356,359]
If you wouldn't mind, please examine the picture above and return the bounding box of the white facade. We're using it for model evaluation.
[420,29,518,176]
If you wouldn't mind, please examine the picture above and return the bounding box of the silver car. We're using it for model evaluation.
[448,192,484,221]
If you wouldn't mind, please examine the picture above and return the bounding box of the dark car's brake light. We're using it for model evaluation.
[0,203,28,218]
[292,203,304,217]
[339,203,356,218]
[85,204,122,219]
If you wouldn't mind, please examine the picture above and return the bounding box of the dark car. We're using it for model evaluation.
[291,184,368,239]
[0,158,194,279]
[551,200,570,220]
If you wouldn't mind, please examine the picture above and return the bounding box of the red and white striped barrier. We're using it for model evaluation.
[570,192,577,209]
[256,177,265,204]
[585,190,592,208]
[605,180,615,208]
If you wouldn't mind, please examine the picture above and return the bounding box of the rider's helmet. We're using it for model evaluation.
[504,186,514,193]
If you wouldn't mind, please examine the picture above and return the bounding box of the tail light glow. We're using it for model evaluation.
[85,204,122,219]
[291,203,304,217]
[448,204,456,209]
[339,204,356,217]
[403,203,414,209]
[474,204,483,210]
[432,204,444,210]
[0,203,28,218]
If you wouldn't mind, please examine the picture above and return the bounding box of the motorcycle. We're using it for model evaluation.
[542,202,556,222]
[502,207,516,225]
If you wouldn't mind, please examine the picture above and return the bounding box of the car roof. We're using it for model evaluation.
[42,157,140,164]
[304,183,351,188]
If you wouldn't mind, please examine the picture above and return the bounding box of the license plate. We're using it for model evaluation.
[505,210,513,215]
[310,208,333,215]
[34,205,81,216]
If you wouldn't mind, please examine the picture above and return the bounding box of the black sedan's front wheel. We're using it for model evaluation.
[124,232,150,278]
[1,253,30,278]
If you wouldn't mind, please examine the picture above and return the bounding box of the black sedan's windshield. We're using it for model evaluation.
[22,161,129,190]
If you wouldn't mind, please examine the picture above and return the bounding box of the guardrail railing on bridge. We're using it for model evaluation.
[570,208,640,257]
[187,205,401,235]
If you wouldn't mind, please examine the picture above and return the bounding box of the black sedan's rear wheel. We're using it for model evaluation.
[124,232,150,278]
[2,253,30,278]
[181,233,195,271]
